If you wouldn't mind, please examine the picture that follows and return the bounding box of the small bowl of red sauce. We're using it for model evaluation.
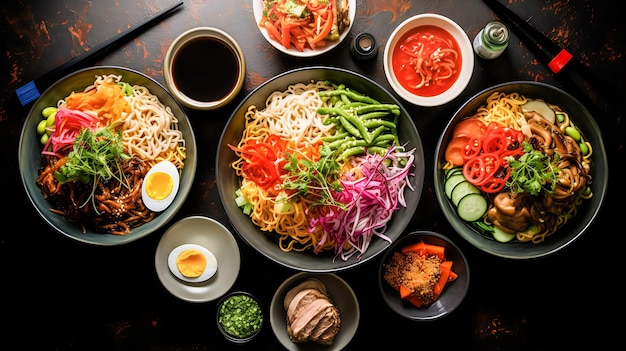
[164,27,246,110]
[383,13,474,107]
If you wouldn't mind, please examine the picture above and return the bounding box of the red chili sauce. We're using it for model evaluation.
[391,25,462,97]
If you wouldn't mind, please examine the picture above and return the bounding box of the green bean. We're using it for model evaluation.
[340,94,351,104]
[319,89,380,104]
[354,104,400,116]
[321,107,372,143]
[372,133,396,144]
[367,146,389,156]
[339,102,368,110]
[339,115,362,139]
[327,136,356,150]
[363,119,397,129]
[368,125,386,142]
[322,131,350,142]
[359,111,393,120]
[339,146,367,159]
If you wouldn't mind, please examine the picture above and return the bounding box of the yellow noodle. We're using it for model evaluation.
[233,82,338,253]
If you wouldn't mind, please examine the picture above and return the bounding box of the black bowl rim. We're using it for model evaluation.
[434,80,609,259]
[378,230,470,321]
[18,65,197,245]
[216,65,425,272]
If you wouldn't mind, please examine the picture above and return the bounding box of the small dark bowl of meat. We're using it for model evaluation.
[434,81,608,259]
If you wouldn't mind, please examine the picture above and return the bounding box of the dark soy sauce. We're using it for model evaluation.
[172,37,240,102]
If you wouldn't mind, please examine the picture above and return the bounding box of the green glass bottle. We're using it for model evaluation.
[473,21,509,59]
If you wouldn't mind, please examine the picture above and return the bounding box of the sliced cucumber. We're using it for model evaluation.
[493,226,516,242]
[445,167,463,180]
[451,181,481,206]
[456,193,488,222]
[445,174,467,199]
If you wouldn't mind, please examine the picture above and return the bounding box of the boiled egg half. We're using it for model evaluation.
[167,244,218,283]
[142,160,180,212]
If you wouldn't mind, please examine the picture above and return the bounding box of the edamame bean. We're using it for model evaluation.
[46,112,56,127]
[42,106,57,118]
[37,120,47,134]
[40,133,49,145]
[564,126,581,141]
[579,141,589,155]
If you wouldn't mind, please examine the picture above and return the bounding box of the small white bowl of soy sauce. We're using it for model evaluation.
[164,27,246,110]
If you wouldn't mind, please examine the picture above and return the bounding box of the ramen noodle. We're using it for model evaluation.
[443,91,593,243]
[229,81,415,259]
[36,74,186,235]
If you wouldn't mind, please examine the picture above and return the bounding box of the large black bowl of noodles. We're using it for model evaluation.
[434,81,608,259]
[19,66,196,245]
[216,66,425,272]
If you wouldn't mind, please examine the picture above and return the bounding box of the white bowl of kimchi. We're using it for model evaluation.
[384,13,474,107]
[253,0,356,57]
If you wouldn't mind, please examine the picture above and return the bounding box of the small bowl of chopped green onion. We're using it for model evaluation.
[216,291,264,343]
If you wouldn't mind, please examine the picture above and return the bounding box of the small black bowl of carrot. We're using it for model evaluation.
[378,230,470,321]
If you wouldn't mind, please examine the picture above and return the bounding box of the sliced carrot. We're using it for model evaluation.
[401,241,425,254]
[422,243,446,261]
[433,261,453,300]
[448,270,458,282]
[404,294,424,308]
[401,241,446,260]
[399,285,412,299]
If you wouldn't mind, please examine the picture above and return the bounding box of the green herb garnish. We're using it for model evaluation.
[54,126,130,208]
[282,144,344,208]
[506,141,559,196]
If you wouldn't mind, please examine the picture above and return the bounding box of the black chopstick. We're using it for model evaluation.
[482,0,618,103]
[15,0,184,107]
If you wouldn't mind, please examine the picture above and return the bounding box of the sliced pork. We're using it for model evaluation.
[284,278,341,346]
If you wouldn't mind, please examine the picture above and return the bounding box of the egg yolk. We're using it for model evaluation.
[145,171,174,200]
[176,249,207,278]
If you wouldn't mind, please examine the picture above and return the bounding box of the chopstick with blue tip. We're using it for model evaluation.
[15,0,184,107]
[482,0,618,102]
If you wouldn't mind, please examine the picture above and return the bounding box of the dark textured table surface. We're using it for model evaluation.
[1,1,624,350]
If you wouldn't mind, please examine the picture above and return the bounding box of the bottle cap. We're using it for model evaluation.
[350,33,378,61]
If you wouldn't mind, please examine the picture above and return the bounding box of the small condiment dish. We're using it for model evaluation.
[383,13,474,107]
[378,231,470,321]
[164,27,246,110]
[216,291,264,343]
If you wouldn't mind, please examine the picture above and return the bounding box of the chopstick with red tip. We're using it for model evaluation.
[482,0,618,102]
[15,0,184,107]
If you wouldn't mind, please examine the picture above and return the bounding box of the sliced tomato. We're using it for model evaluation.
[445,136,470,166]
[452,118,487,139]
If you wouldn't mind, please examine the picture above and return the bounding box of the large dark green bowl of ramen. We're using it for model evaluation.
[434,81,608,259]
[18,66,197,245]
[216,66,425,272]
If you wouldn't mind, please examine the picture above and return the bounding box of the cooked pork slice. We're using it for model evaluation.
[283,278,328,310]
[284,278,341,346]
[289,300,335,341]
[306,306,340,344]
[286,288,330,323]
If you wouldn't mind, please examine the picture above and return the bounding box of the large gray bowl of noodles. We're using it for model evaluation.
[434,81,608,259]
[19,66,196,245]
[216,66,425,272]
